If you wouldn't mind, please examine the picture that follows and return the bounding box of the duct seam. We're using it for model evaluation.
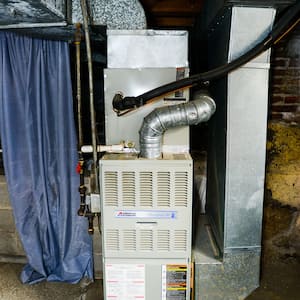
[139,94,216,159]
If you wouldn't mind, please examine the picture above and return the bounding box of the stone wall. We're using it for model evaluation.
[265,22,300,259]
[266,123,300,209]
[0,176,25,260]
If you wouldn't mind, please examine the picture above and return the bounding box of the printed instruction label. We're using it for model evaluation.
[162,264,187,300]
[115,210,177,219]
[105,264,145,300]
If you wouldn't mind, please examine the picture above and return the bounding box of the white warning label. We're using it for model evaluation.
[105,264,145,300]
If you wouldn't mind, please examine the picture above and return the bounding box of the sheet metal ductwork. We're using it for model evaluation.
[139,93,216,159]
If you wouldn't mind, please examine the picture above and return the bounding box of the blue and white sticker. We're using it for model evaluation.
[115,210,177,219]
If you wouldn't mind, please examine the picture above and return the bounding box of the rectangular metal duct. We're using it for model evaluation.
[107,30,188,69]
[0,0,67,28]
[193,5,276,300]
[199,0,296,32]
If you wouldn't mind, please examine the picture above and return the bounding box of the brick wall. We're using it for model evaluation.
[270,23,300,123]
[266,23,300,258]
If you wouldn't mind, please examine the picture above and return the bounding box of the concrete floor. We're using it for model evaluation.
[246,201,300,300]
[0,263,103,300]
[0,203,299,300]
[0,254,299,299]
[246,258,300,300]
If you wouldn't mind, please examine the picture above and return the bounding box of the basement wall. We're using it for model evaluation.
[0,175,25,260]
[270,24,300,123]
[265,23,300,258]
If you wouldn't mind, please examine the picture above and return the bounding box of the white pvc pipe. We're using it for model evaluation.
[81,144,124,153]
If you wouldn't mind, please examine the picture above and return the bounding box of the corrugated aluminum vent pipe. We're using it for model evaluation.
[139,92,216,159]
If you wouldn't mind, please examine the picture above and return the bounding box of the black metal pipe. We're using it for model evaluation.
[80,0,99,194]
[74,23,87,217]
[77,156,87,216]
[74,23,88,217]
[88,215,95,235]
[139,93,216,159]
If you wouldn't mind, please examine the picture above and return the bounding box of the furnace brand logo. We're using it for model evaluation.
[116,210,137,217]
[115,210,177,219]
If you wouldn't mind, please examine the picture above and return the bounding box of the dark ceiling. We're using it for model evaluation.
[0,0,204,29]
[0,0,297,40]
[0,0,297,30]
[140,0,204,27]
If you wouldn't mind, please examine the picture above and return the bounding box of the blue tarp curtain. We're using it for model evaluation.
[0,32,93,284]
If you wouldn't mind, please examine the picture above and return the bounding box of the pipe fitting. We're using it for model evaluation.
[139,93,216,159]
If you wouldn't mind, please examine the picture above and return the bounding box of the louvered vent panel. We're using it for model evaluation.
[157,230,170,251]
[105,229,120,251]
[173,230,187,251]
[140,230,153,251]
[140,172,153,207]
[123,230,136,251]
[104,171,118,206]
[122,172,136,207]
[174,172,189,207]
[157,172,171,207]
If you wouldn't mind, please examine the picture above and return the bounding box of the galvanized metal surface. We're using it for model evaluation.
[40,0,66,17]
[206,5,275,253]
[195,251,261,300]
[194,5,276,300]
[228,7,275,62]
[0,0,65,27]
[198,0,293,34]
[193,215,260,300]
[224,6,275,250]
[205,6,232,251]
[72,0,146,29]
[5,25,105,42]
[139,95,216,159]
[107,30,188,69]
[0,22,67,29]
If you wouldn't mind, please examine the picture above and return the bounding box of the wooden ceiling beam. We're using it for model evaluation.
[151,0,203,14]
[140,0,203,27]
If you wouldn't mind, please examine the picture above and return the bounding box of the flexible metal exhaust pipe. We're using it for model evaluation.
[139,93,216,159]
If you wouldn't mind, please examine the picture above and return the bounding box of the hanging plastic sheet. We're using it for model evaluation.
[0,32,93,284]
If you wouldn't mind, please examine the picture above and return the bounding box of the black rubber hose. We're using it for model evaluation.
[113,1,300,112]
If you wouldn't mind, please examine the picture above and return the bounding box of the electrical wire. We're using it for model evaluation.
[113,1,300,113]
[274,17,300,45]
